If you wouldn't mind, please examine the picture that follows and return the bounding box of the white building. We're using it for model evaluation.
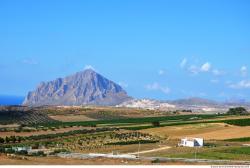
[179,137,204,147]
[12,146,32,152]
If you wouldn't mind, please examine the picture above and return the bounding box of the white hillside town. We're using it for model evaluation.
[116,98,235,113]
[116,99,176,110]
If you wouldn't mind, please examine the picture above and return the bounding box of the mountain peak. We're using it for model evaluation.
[23,69,131,106]
[83,68,96,74]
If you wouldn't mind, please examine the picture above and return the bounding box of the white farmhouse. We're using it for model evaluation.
[12,146,32,152]
[179,137,204,147]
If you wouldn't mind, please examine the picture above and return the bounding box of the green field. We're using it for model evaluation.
[33,114,221,128]
[225,137,250,142]
[223,118,250,126]
[160,147,250,161]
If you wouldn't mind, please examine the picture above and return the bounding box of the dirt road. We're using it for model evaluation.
[128,146,171,155]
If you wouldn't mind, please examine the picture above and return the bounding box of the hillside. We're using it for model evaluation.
[0,106,55,125]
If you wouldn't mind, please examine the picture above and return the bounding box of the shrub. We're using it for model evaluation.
[31,151,46,157]
[53,148,69,154]
[224,118,250,126]
[5,137,10,143]
[152,121,160,127]
[16,150,28,155]
[37,151,46,156]
[227,107,248,115]
[5,148,15,154]
[16,136,22,143]
[9,136,17,143]
[0,137,5,143]
[152,158,161,163]
[0,147,5,153]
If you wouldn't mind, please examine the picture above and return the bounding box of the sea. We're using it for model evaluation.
[0,95,25,106]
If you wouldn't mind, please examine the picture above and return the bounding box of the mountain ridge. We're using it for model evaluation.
[169,97,219,106]
[23,69,131,106]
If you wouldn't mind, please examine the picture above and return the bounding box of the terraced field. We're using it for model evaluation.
[0,110,55,125]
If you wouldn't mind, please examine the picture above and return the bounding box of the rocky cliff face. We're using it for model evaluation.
[23,69,131,106]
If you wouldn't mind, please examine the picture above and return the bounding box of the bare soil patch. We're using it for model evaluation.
[192,125,250,140]
[141,123,250,140]
[50,115,96,122]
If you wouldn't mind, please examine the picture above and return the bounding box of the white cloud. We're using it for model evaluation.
[118,81,128,88]
[180,58,187,68]
[200,62,211,72]
[84,65,95,70]
[22,58,38,65]
[212,69,224,76]
[229,80,250,89]
[182,59,225,77]
[188,65,200,75]
[158,70,165,75]
[145,82,170,94]
[210,79,219,84]
[240,66,247,77]
[187,62,212,75]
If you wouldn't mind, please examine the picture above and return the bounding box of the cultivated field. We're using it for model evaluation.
[1,106,250,165]
[141,123,250,140]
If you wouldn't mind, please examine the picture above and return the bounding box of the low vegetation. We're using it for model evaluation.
[161,146,250,161]
[0,108,56,125]
[223,118,250,126]
[0,128,118,144]
[226,107,249,115]
[33,114,220,128]
[64,131,160,151]
[224,137,250,142]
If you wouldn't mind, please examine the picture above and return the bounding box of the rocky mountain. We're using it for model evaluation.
[23,69,131,106]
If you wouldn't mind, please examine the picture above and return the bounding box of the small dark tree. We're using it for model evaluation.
[32,143,39,149]
[5,137,10,143]
[16,150,28,155]
[90,124,96,127]
[37,151,46,156]
[227,107,248,115]
[152,121,160,127]
[0,137,4,143]
[9,136,16,143]
[16,136,22,143]
[5,148,15,154]
[0,147,5,153]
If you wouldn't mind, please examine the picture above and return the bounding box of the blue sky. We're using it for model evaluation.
[0,0,250,101]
